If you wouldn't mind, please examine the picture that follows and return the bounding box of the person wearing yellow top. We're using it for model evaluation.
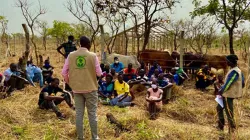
[110,73,135,107]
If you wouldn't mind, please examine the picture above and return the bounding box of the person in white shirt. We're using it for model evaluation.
[4,63,29,95]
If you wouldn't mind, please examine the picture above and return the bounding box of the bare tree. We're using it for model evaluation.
[0,16,11,57]
[96,0,178,52]
[235,28,249,62]
[104,14,122,54]
[162,20,185,51]
[36,20,49,50]
[66,0,100,52]
[185,17,217,54]
[16,0,47,65]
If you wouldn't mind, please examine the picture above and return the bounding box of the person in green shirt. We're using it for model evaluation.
[174,63,189,85]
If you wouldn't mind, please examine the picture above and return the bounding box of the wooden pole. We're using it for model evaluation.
[99,25,106,63]
[180,31,185,69]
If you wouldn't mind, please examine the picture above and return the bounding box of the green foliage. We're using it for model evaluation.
[48,20,75,43]
[11,126,28,138]
[192,0,250,28]
[44,126,59,140]
[136,121,160,140]
[71,23,92,40]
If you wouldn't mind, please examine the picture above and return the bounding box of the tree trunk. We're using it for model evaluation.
[21,24,30,72]
[174,35,177,51]
[43,36,46,50]
[31,29,39,65]
[229,29,235,54]
[142,20,151,51]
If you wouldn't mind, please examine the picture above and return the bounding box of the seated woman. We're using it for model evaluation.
[110,73,135,107]
[38,78,74,119]
[98,74,114,104]
[42,59,54,84]
[146,79,163,120]
[157,74,173,104]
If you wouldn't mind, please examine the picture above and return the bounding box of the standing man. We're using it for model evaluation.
[57,35,77,59]
[217,54,244,134]
[57,35,77,91]
[62,36,102,140]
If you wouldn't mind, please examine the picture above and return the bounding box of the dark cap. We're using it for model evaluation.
[226,54,238,65]
[80,36,91,47]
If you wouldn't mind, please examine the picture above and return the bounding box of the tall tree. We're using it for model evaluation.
[66,0,100,52]
[16,0,47,64]
[192,0,250,54]
[96,0,178,51]
[36,20,49,50]
[48,20,75,46]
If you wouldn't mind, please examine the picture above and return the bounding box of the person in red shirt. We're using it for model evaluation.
[123,63,136,82]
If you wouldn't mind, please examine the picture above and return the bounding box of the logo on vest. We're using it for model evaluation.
[76,56,86,68]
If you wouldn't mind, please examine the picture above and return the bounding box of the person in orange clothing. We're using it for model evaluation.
[123,63,137,82]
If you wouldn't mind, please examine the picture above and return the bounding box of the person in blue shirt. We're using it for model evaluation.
[217,55,245,133]
[148,61,163,78]
[157,74,173,104]
[110,57,124,73]
[98,74,114,104]
[26,61,44,88]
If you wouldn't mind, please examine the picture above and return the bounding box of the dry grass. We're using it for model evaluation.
[0,47,250,140]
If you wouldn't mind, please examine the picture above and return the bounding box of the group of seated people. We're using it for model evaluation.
[98,57,182,120]
[0,57,54,98]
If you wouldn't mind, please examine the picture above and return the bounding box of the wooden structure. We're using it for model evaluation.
[107,22,171,55]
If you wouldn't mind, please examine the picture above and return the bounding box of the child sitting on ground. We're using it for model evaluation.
[146,79,163,120]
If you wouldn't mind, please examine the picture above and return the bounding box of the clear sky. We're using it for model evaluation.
[0,0,195,33]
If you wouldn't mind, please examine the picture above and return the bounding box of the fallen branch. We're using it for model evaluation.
[106,113,130,137]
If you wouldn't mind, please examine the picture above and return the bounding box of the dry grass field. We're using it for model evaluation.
[0,46,250,140]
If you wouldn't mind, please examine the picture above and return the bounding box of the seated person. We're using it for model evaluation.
[98,74,114,104]
[38,78,74,119]
[146,79,163,120]
[195,65,216,91]
[26,61,44,88]
[110,68,118,81]
[110,57,124,73]
[137,61,148,75]
[104,64,110,73]
[148,61,163,78]
[101,64,110,74]
[42,59,54,84]
[123,63,137,82]
[174,64,189,85]
[150,69,160,81]
[0,74,7,92]
[4,63,29,94]
[110,73,135,107]
[157,74,173,104]
[129,69,150,92]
